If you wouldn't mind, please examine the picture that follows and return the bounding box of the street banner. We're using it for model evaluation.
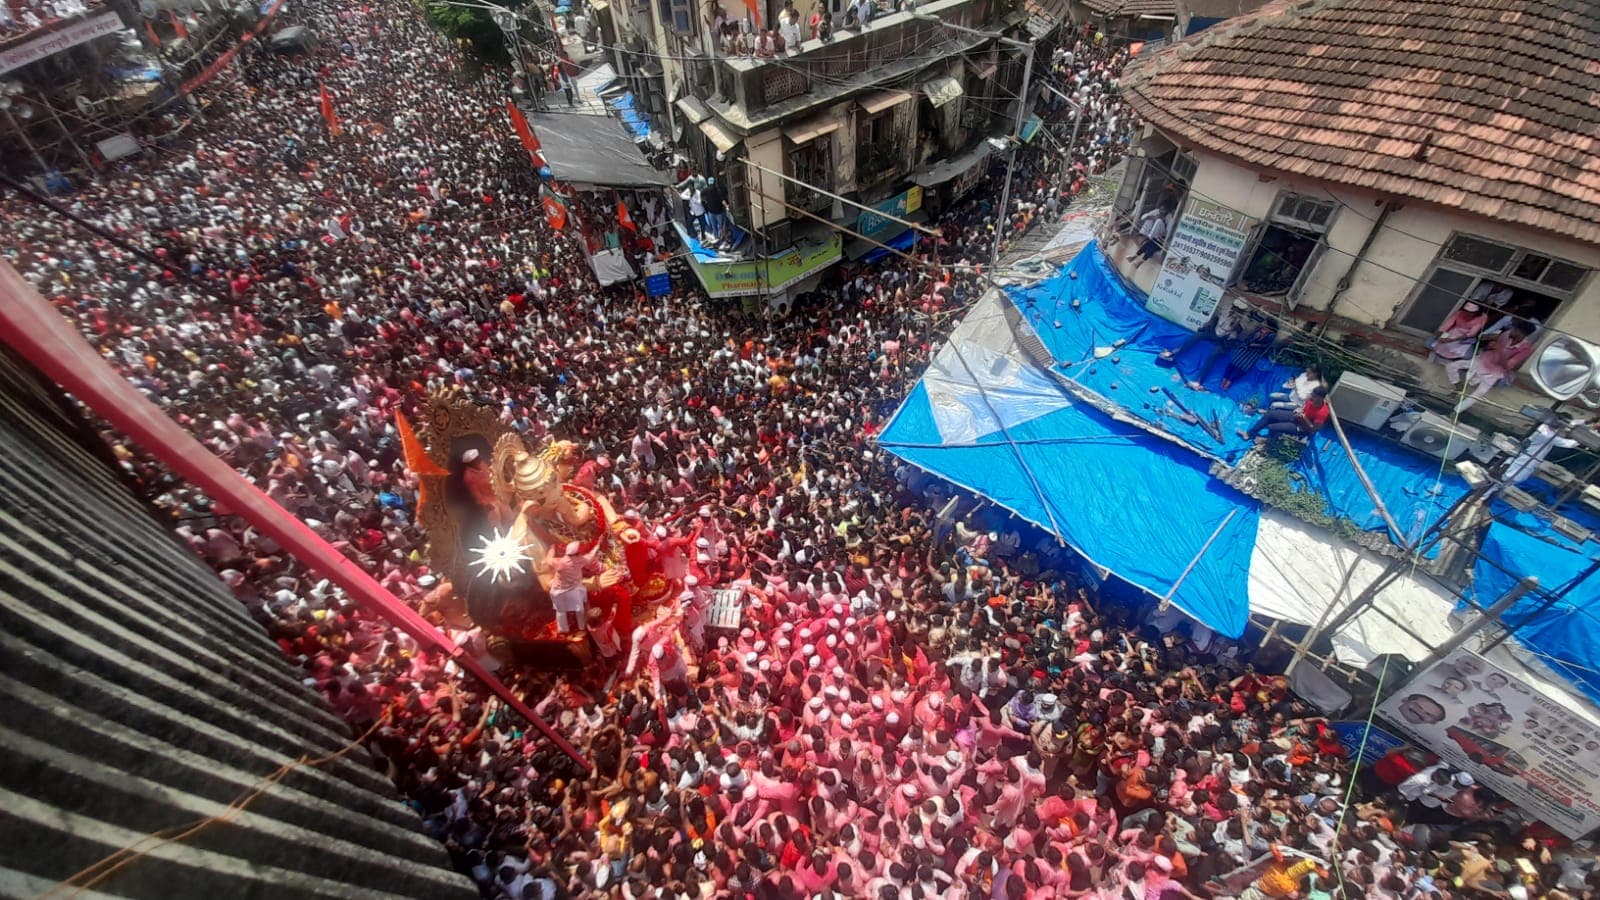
[1378,647,1600,838]
[1329,719,1406,767]
[0,11,123,76]
[1145,197,1253,330]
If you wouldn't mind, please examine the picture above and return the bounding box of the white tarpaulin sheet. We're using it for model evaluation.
[919,291,1072,446]
[588,248,635,286]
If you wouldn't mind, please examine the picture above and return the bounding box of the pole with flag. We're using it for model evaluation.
[168,9,189,39]
[318,84,342,136]
[540,185,568,231]
[615,191,637,233]
[505,100,545,168]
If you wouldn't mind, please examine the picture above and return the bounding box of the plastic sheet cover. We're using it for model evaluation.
[881,293,1258,637]
[1472,499,1600,705]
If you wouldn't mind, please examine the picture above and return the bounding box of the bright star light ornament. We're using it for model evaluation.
[470,528,533,583]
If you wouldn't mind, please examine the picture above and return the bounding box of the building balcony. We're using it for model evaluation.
[709,0,1005,131]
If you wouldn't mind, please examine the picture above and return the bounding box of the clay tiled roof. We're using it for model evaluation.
[1121,0,1600,247]
[1082,0,1174,18]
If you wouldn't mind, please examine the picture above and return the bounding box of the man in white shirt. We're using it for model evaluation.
[1128,204,1171,266]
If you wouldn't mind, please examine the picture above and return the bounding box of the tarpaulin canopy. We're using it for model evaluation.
[886,244,1600,705]
[879,290,1258,637]
[1014,244,1472,552]
[524,112,668,187]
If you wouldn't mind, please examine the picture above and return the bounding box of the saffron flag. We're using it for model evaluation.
[145,19,162,46]
[505,101,545,168]
[541,186,568,231]
[744,0,761,27]
[396,411,448,508]
[319,84,342,136]
[616,199,637,232]
[168,10,189,39]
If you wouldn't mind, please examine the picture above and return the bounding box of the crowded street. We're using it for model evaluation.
[4,0,1600,895]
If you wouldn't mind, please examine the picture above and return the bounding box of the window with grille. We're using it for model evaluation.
[786,137,833,213]
[1270,192,1336,233]
[1395,232,1591,334]
[1171,151,1197,184]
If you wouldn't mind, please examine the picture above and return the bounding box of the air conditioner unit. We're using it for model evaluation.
[1400,411,1480,461]
[1328,371,1407,430]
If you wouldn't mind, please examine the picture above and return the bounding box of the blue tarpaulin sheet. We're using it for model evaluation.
[1472,510,1600,704]
[860,228,917,265]
[1292,428,1469,551]
[1009,243,1471,549]
[606,92,651,139]
[880,291,1259,637]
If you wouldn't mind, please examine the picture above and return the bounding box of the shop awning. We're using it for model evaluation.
[858,89,912,115]
[843,213,925,260]
[524,111,670,187]
[784,118,840,146]
[674,95,710,124]
[911,139,995,187]
[698,117,739,153]
[920,76,964,109]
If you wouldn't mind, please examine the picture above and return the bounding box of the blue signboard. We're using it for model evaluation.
[1331,719,1407,767]
[645,261,672,297]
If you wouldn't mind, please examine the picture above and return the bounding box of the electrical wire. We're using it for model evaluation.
[1117,150,1582,353]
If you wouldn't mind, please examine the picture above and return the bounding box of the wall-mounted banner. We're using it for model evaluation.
[1378,647,1600,838]
[0,12,124,76]
[1145,197,1254,330]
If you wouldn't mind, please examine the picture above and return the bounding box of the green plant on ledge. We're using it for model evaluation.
[1252,449,1365,543]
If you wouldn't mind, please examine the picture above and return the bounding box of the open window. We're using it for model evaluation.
[1236,192,1337,306]
[784,120,837,216]
[1395,232,1589,337]
[1113,145,1194,230]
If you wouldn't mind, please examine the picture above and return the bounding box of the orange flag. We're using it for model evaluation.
[505,100,544,168]
[396,411,447,507]
[318,84,342,136]
[616,198,637,232]
[743,0,761,27]
[145,19,162,46]
[168,9,189,39]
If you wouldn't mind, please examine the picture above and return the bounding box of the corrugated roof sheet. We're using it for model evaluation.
[0,348,477,900]
[1121,0,1600,246]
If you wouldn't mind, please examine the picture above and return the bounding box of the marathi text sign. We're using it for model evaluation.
[1145,197,1253,331]
[686,231,842,299]
[0,12,124,76]
[1378,647,1600,838]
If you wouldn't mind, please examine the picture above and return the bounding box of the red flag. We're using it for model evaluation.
[318,84,342,136]
[505,101,545,168]
[616,198,637,232]
[541,186,568,231]
[168,9,189,39]
[145,19,162,46]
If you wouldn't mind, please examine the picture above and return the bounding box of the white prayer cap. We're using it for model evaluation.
[460,449,480,463]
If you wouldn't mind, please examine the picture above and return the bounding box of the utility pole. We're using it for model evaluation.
[1411,577,1538,674]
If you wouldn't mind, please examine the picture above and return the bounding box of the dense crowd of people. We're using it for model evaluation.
[5,0,1596,896]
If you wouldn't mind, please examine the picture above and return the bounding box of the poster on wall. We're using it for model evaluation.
[1377,647,1600,838]
[1145,197,1254,330]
